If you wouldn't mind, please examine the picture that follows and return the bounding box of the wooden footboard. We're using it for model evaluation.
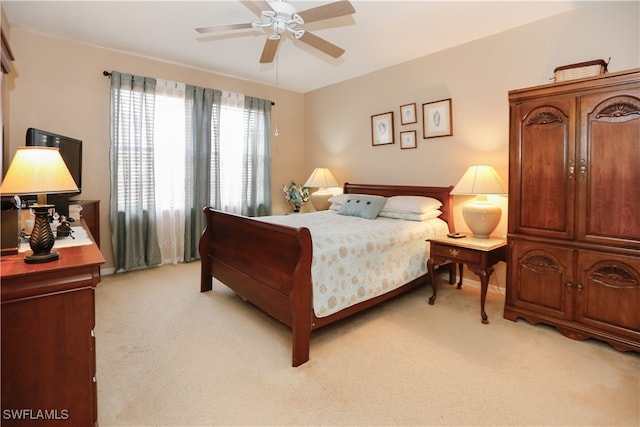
[199,209,314,366]
[200,183,454,367]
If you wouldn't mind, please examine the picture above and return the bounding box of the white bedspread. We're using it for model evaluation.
[258,211,449,317]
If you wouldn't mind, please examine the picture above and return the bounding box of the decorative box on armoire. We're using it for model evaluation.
[504,68,640,352]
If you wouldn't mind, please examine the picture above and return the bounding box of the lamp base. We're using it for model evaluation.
[462,197,502,238]
[25,203,58,264]
[25,250,60,264]
[310,190,333,211]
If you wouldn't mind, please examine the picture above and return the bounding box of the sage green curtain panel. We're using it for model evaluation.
[184,85,222,262]
[242,96,272,217]
[109,71,162,271]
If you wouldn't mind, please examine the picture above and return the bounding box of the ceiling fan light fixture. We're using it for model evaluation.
[272,19,289,34]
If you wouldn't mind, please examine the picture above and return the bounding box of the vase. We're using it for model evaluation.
[289,203,301,213]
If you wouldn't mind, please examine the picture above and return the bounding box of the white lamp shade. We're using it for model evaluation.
[0,146,78,195]
[451,165,507,195]
[303,168,338,189]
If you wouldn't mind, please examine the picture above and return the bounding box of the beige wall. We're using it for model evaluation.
[1,11,15,172]
[4,1,639,274]
[304,1,640,239]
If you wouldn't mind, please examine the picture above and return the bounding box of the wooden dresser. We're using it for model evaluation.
[504,69,640,352]
[1,222,104,426]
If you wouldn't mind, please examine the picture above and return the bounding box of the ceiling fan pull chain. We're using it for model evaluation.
[274,54,279,136]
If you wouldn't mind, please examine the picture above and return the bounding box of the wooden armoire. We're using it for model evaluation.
[504,68,640,352]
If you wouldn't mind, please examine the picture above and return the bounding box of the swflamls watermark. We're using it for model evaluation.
[2,408,70,420]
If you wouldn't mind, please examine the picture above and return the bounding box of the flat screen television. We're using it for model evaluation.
[25,128,82,217]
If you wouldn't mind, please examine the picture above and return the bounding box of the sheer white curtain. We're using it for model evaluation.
[154,79,187,264]
[218,90,245,214]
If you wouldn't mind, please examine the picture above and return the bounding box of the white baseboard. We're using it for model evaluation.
[101,266,116,276]
[437,271,505,296]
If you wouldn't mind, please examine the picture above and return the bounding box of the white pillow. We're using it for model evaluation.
[382,196,442,214]
[378,209,442,221]
[328,194,352,205]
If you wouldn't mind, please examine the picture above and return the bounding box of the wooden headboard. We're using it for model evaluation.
[343,182,455,231]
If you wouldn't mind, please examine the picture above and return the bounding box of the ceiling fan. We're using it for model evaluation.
[196,0,355,63]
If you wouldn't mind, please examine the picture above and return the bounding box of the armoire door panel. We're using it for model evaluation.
[514,100,575,239]
[509,240,574,320]
[576,251,640,340]
[578,91,640,248]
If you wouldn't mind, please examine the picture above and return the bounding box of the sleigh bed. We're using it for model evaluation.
[200,183,454,366]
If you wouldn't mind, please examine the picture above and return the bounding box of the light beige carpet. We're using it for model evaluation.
[95,262,639,426]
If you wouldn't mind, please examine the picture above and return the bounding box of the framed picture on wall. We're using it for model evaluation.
[399,103,417,125]
[400,131,417,149]
[371,112,395,146]
[422,98,453,138]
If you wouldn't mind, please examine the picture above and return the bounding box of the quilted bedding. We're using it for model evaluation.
[258,211,449,317]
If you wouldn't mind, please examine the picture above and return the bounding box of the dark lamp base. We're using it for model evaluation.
[25,250,60,264]
[25,203,59,264]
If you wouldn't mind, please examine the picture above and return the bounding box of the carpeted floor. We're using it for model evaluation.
[95,261,639,426]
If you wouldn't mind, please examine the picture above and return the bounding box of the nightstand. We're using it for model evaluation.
[427,235,507,324]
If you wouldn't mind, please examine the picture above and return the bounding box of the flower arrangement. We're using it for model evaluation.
[282,181,309,212]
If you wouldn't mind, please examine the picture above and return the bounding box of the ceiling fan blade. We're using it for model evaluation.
[259,37,280,63]
[297,0,355,24]
[250,0,274,13]
[196,23,253,34]
[298,31,345,59]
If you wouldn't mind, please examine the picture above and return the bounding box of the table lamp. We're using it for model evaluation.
[0,147,79,263]
[451,165,507,238]
[303,168,339,211]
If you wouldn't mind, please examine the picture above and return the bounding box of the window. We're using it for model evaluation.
[109,72,271,271]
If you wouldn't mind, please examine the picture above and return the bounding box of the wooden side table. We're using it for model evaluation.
[427,235,507,324]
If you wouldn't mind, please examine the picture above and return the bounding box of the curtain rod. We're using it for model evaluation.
[102,71,275,106]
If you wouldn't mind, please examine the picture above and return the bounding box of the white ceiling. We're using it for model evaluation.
[2,1,582,93]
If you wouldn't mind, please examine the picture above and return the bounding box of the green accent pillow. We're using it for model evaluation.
[337,195,386,219]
